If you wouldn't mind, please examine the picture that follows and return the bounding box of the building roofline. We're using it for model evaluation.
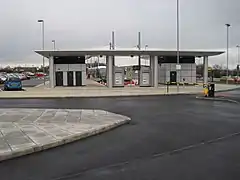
[35,49,225,59]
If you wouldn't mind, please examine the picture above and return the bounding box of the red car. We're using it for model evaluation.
[124,79,137,86]
[35,73,46,77]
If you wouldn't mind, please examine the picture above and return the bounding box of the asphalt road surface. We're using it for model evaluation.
[216,87,240,102]
[0,93,240,180]
[21,78,45,87]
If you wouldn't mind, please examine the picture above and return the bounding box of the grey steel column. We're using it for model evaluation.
[138,32,141,85]
[111,31,115,66]
[106,56,113,88]
[37,19,45,85]
[237,45,240,77]
[112,31,115,50]
[145,45,148,66]
[109,42,112,50]
[176,0,180,92]
[153,56,159,88]
[150,56,154,86]
[52,40,56,50]
[225,24,230,84]
[203,56,208,85]
[49,56,54,88]
[42,21,45,85]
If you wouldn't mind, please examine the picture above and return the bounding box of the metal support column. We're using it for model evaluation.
[49,56,54,88]
[111,31,115,66]
[138,32,141,85]
[150,56,155,86]
[153,56,159,88]
[106,56,113,88]
[203,56,208,85]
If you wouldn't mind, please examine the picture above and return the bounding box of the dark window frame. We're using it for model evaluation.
[158,56,195,64]
[54,56,85,64]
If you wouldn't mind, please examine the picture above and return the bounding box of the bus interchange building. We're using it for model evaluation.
[35,49,224,88]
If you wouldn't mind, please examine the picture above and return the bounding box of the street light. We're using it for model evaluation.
[237,45,240,77]
[52,40,56,50]
[137,32,141,85]
[109,42,112,50]
[37,19,45,85]
[225,23,230,84]
[176,0,180,92]
[145,45,148,66]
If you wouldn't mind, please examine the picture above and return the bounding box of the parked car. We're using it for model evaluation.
[35,72,46,78]
[18,73,28,80]
[4,77,22,91]
[7,73,18,79]
[26,75,31,80]
[124,79,137,86]
[13,73,22,79]
[23,72,32,79]
[0,75,7,83]
[25,72,35,77]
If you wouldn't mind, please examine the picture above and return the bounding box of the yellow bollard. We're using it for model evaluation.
[203,84,208,97]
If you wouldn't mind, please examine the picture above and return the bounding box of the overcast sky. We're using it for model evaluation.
[0,0,240,68]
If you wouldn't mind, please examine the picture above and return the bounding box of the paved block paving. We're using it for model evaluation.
[0,108,130,161]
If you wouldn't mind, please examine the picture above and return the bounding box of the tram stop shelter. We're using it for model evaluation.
[35,49,224,88]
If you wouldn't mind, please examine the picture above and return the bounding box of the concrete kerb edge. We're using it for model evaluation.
[61,118,131,145]
[0,146,35,162]
[0,86,238,99]
[0,118,131,162]
[196,96,239,104]
[0,92,198,99]
[215,87,240,93]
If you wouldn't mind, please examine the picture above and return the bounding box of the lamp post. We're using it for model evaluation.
[111,31,115,67]
[176,0,180,92]
[145,45,148,66]
[138,32,141,85]
[225,23,230,84]
[109,42,112,50]
[237,45,240,77]
[52,40,56,50]
[37,19,45,85]
[111,31,115,50]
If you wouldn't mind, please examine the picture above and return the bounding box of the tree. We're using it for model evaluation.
[212,64,222,70]
[1,66,13,73]
[212,64,223,78]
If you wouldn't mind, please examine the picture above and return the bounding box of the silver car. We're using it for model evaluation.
[0,75,7,83]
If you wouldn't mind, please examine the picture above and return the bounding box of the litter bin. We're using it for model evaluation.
[208,83,215,97]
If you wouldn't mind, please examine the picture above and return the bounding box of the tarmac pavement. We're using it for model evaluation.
[0,95,240,180]
[196,88,240,104]
[216,87,240,102]
[22,78,46,87]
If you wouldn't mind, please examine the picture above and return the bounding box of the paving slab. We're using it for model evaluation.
[0,108,131,162]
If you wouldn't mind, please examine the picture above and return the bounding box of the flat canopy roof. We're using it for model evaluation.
[35,49,225,58]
